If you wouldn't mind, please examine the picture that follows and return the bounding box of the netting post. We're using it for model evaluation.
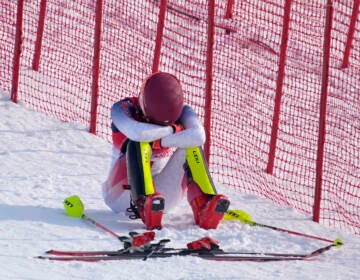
[204,0,215,164]
[11,0,25,103]
[152,0,167,73]
[266,0,292,174]
[341,0,360,68]
[313,0,333,223]
[89,0,103,134]
[32,0,47,71]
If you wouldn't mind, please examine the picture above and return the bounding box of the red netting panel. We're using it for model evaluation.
[0,2,17,93]
[17,0,94,123]
[201,0,359,234]
[322,0,360,232]
[210,12,279,192]
[208,0,287,203]
[271,0,326,211]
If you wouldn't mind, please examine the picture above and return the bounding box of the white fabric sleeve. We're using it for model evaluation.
[111,101,173,142]
[161,105,206,148]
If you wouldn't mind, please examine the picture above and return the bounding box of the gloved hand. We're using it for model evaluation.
[151,139,162,150]
[171,123,183,134]
[151,123,183,150]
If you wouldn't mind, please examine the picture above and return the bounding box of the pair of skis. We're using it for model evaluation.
[37,232,339,262]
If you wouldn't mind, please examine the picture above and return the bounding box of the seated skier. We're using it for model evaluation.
[102,71,230,230]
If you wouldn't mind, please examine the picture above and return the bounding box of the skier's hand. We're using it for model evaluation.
[151,124,183,150]
[171,123,183,134]
[151,139,162,150]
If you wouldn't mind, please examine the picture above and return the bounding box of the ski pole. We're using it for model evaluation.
[63,195,122,240]
[224,209,343,247]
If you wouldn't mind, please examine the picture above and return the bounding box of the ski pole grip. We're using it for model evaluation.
[63,195,85,218]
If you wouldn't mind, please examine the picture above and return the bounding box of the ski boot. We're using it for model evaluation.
[135,193,165,230]
[190,193,230,230]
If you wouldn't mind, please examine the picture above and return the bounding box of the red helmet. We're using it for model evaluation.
[139,72,184,125]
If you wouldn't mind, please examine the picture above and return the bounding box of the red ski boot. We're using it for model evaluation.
[190,193,230,230]
[136,193,165,230]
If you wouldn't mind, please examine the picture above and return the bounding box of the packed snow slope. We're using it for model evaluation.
[0,93,359,280]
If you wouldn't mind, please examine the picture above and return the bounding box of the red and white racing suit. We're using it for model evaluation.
[102,97,206,213]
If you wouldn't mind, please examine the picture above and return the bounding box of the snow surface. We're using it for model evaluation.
[0,92,359,280]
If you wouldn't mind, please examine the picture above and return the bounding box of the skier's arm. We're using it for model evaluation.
[111,100,173,142]
[161,105,206,148]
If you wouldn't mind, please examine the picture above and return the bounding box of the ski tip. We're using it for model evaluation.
[333,238,343,248]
